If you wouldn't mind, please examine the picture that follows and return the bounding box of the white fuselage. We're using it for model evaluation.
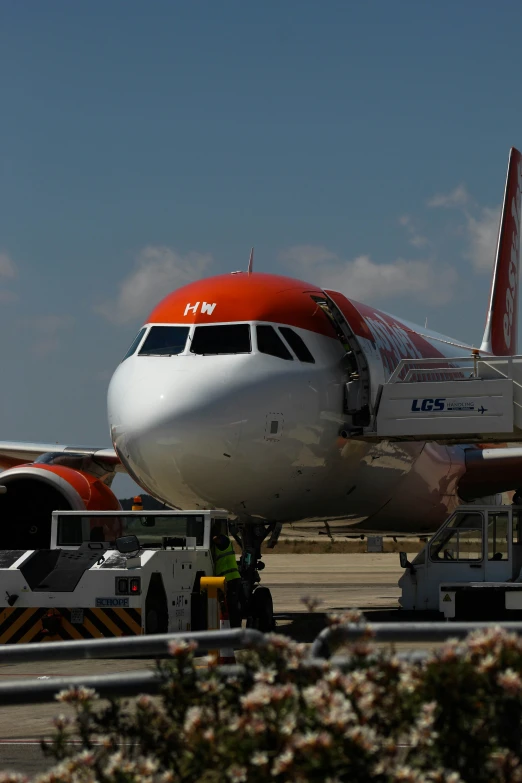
[108,319,470,533]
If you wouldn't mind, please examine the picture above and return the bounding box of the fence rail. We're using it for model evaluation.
[3,621,522,705]
[310,620,522,658]
[0,627,265,665]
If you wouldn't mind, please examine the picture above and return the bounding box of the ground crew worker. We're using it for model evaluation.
[212,528,243,628]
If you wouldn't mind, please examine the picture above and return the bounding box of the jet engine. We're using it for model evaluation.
[0,454,120,549]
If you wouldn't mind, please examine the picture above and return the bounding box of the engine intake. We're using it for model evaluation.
[0,463,120,549]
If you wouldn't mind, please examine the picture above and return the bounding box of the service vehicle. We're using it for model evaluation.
[0,509,257,643]
[399,504,522,619]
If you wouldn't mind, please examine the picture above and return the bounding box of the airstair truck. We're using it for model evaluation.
[0,509,229,643]
[399,504,522,620]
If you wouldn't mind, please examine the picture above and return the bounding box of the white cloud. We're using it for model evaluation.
[0,253,16,279]
[399,214,428,248]
[427,185,470,209]
[21,315,74,357]
[96,245,213,325]
[0,290,18,304]
[281,245,457,306]
[428,183,501,273]
[0,252,17,303]
[465,205,501,272]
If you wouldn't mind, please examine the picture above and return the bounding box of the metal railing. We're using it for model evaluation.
[0,627,265,665]
[2,621,522,704]
[0,629,265,705]
[309,620,522,658]
[387,355,522,384]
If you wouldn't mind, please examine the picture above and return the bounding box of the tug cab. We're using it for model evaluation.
[399,505,522,619]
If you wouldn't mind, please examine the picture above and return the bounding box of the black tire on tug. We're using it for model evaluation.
[145,573,168,634]
[249,586,275,633]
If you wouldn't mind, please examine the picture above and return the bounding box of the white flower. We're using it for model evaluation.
[56,686,98,703]
[197,678,220,694]
[302,683,326,708]
[280,714,296,735]
[254,668,276,684]
[251,752,269,766]
[52,714,71,730]
[241,684,272,710]
[498,668,522,695]
[226,764,248,782]
[75,749,96,767]
[294,731,333,750]
[168,639,197,656]
[393,765,423,782]
[105,751,124,776]
[184,706,204,733]
[137,757,159,775]
[271,749,294,776]
[476,653,497,673]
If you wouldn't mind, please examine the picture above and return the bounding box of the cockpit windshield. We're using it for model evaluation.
[257,325,293,360]
[121,328,147,362]
[190,324,251,355]
[139,326,190,356]
[56,513,206,547]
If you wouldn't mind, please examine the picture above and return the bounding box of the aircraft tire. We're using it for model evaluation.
[248,586,274,633]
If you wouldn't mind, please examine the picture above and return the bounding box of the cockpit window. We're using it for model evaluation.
[121,328,147,362]
[279,327,315,363]
[139,326,190,356]
[190,324,251,355]
[256,325,293,360]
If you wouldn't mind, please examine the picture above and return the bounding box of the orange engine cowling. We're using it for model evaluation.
[0,463,120,549]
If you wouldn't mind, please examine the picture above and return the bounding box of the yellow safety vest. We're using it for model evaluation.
[214,539,241,582]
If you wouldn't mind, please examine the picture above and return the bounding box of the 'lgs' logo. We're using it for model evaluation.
[504,160,522,349]
[411,398,445,412]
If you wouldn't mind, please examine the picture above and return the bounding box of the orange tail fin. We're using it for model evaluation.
[481,147,522,355]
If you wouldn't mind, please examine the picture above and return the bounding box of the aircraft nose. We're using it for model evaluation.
[107,357,245,505]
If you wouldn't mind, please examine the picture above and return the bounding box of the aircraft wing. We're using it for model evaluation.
[0,441,124,472]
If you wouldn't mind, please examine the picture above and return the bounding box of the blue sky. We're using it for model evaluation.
[1,0,521,496]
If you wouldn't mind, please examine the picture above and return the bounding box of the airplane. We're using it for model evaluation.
[0,147,520,626]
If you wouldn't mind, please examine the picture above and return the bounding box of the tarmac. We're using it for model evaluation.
[0,552,409,777]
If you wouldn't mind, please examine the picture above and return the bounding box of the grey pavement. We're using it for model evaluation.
[0,553,407,777]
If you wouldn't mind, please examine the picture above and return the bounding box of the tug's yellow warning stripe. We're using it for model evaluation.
[0,607,143,644]
[0,608,41,644]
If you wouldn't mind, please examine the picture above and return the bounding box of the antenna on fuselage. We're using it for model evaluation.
[247,247,254,274]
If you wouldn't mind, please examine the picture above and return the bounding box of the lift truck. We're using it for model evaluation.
[399,504,522,619]
[0,509,271,643]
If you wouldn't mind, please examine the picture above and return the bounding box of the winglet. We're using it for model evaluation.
[247,247,254,275]
[481,147,522,355]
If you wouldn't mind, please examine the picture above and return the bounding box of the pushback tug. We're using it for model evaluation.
[0,509,244,643]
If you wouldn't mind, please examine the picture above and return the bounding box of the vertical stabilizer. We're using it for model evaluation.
[481,147,522,355]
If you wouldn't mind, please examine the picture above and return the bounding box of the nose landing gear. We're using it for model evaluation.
[229,521,280,633]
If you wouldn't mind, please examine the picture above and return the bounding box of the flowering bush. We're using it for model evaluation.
[10,621,522,782]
